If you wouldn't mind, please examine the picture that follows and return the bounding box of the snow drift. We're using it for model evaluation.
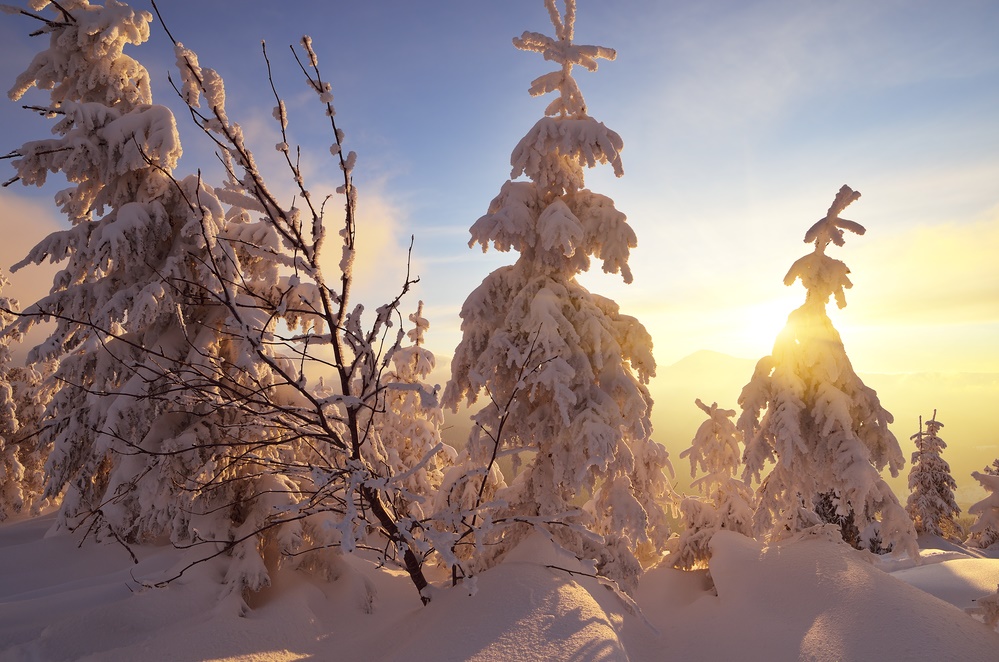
[3,516,999,661]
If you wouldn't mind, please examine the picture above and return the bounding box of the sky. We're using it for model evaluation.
[1,1,997,500]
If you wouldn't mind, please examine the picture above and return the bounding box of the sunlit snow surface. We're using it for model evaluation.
[1,516,998,661]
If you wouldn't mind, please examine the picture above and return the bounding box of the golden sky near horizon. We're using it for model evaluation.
[574,201,999,376]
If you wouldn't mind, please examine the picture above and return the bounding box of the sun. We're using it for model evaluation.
[724,293,803,360]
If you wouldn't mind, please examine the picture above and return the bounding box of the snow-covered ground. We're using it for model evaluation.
[2,515,998,661]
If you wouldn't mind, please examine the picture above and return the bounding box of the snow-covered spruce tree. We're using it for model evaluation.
[3,0,227,549]
[442,0,674,593]
[813,490,862,547]
[906,412,960,538]
[0,272,21,520]
[3,1,309,600]
[666,399,754,570]
[4,0,444,606]
[0,271,56,521]
[967,471,999,549]
[865,525,892,554]
[737,186,918,558]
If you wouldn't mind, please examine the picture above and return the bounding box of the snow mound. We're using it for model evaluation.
[628,531,999,660]
[359,533,627,661]
[364,562,627,661]
[711,532,999,660]
[5,518,999,661]
[893,557,999,612]
[0,519,626,661]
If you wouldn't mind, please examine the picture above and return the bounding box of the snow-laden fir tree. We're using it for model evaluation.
[2,1,301,597]
[666,399,754,570]
[813,489,862,548]
[737,186,918,558]
[4,0,443,606]
[906,412,960,538]
[967,471,999,549]
[4,0,217,545]
[0,272,20,520]
[442,0,674,592]
[0,271,56,521]
[864,523,892,555]
[0,271,26,520]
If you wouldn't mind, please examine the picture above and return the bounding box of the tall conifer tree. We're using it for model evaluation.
[738,186,918,558]
[443,0,674,591]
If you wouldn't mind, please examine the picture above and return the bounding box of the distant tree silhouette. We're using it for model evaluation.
[906,412,960,538]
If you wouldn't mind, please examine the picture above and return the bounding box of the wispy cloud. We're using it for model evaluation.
[650,0,999,136]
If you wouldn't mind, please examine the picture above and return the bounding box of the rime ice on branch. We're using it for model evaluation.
[737,186,918,558]
[442,0,674,593]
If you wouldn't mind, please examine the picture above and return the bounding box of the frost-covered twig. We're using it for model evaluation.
[150,5,440,604]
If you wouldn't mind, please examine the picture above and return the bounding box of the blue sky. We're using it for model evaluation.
[2,0,998,375]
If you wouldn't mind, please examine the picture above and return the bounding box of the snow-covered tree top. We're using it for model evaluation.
[407,300,429,347]
[504,0,624,199]
[910,411,944,445]
[783,185,866,309]
[465,0,632,278]
[802,185,865,254]
[7,0,153,109]
[513,0,616,119]
[680,398,742,485]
